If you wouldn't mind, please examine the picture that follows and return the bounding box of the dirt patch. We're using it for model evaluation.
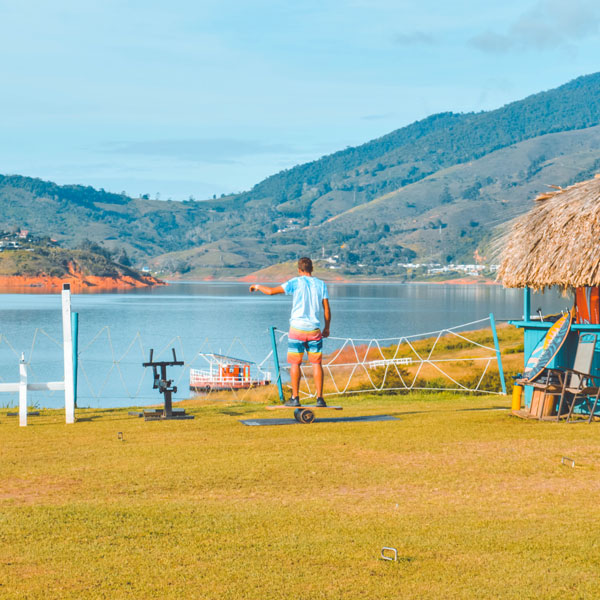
[0,476,83,504]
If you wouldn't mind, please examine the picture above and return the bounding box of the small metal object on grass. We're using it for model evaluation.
[561,456,575,468]
[381,547,398,562]
[117,432,124,441]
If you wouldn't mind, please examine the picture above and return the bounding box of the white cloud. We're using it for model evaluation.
[470,0,600,54]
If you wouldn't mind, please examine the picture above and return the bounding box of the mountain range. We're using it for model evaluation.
[1,72,600,278]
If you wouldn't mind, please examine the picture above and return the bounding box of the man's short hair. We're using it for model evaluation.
[298,257,313,273]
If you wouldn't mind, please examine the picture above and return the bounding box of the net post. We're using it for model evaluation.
[489,313,507,395]
[62,284,75,423]
[269,326,285,403]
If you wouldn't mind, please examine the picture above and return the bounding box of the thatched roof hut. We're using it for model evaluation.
[498,174,600,291]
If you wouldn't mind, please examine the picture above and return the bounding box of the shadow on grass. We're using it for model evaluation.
[240,414,399,426]
[455,406,508,412]
[217,408,257,416]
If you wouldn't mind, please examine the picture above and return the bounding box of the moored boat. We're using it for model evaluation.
[190,353,271,392]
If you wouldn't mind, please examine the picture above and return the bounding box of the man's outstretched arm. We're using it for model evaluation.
[322,298,331,338]
[249,284,285,295]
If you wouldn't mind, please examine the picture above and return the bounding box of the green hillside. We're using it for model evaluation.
[0,177,214,258]
[1,72,600,277]
[0,235,161,285]
[240,72,600,207]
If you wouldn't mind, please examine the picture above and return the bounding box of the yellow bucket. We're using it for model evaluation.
[512,385,523,411]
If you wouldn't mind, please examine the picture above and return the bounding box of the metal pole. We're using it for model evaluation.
[490,312,507,395]
[62,284,75,423]
[71,312,79,408]
[162,364,172,417]
[269,326,285,403]
[19,353,27,427]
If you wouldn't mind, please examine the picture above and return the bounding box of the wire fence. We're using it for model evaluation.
[0,316,506,409]
[76,329,271,406]
[0,326,272,408]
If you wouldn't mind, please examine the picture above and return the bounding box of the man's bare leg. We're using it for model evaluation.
[290,363,301,398]
[290,363,323,401]
[313,363,324,397]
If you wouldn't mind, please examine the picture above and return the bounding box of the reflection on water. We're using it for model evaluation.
[0,282,568,408]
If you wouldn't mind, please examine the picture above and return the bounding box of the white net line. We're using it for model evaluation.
[272,316,505,399]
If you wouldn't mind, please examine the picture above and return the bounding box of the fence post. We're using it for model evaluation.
[62,284,75,423]
[269,326,285,404]
[19,353,27,427]
[72,312,79,408]
[490,312,507,395]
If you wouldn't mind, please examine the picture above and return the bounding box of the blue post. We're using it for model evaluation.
[269,326,285,404]
[71,312,79,408]
[490,312,507,395]
[524,286,531,322]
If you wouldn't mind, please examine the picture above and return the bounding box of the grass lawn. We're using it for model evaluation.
[1,393,600,599]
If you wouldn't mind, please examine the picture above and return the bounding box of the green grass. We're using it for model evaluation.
[1,393,600,599]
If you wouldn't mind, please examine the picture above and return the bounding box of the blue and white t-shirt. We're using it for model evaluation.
[281,276,329,330]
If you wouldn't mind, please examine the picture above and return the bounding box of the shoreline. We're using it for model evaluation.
[218,275,498,286]
[0,273,499,292]
[0,273,166,293]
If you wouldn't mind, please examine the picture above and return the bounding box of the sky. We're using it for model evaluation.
[1,0,599,200]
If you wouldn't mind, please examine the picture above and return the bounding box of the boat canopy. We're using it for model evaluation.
[198,353,255,366]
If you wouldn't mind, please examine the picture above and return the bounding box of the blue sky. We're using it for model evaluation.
[1,0,599,200]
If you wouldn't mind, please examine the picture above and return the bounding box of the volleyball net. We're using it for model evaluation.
[268,315,507,401]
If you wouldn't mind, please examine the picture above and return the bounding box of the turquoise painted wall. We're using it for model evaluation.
[512,320,600,409]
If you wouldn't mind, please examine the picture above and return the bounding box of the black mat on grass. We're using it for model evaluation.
[240,414,399,426]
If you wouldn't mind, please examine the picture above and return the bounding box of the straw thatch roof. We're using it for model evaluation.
[498,174,600,291]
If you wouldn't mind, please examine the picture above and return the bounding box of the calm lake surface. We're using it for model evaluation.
[0,282,568,408]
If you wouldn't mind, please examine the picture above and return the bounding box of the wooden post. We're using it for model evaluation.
[19,353,27,427]
[62,284,75,424]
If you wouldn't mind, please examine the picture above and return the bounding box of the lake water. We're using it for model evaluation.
[0,282,568,408]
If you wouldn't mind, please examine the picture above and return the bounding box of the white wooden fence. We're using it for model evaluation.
[0,284,75,426]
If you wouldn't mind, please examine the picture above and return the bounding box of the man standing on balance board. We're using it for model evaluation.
[250,257,331,407]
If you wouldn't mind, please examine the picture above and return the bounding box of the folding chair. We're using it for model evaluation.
[554,333,599,422]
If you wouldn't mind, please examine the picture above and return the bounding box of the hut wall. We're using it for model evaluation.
[512,319,600,411]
